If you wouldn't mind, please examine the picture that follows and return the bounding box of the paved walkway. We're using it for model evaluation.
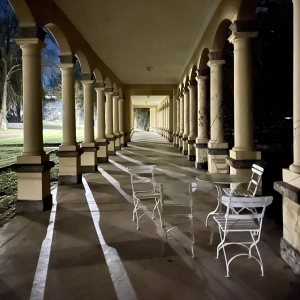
[0,131,299,300]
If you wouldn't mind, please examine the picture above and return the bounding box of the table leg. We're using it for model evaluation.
[205,184,223,227]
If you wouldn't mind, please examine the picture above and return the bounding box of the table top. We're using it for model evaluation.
[196,173,249,185]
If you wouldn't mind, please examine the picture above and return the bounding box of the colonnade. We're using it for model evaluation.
[156,21,260,178]
[13,28,124,212]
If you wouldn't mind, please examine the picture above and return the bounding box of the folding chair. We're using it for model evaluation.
[213,195,273,277]
[159,182,198,258]
[127,165,161,230]
[222,164,264,197]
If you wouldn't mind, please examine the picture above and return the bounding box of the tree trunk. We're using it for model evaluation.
[1,80,8,130]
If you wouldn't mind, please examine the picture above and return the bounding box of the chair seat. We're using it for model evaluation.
[133,190,160,200]
[222,187,251,197]
[213,215,259,231]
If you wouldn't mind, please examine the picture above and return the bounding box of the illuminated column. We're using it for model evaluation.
[163,104,167,137]
[105,88,115,156]
[175,96,180,148]
[274,0,300,275]
[168,96,173,142]
[119,98,124,147]
[95,83,108,162]
[179,92,184,151]
[182,87,189,155]
[195,69,209,169]
[166,103,169,139]
[56,55,82,183]
[188,80,197,161]
[207,51,228,173]
[173,93,177,146]
[14,28,53,213]
[80,76,97,172]
[228,21,261,177]
[113,92,120,150]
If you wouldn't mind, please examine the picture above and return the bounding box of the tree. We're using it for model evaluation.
[0,0,22,130]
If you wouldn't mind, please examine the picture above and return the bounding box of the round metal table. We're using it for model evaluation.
[196,173,249,226]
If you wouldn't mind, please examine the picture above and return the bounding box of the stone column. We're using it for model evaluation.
[175,97,180,148]
[119,98,124,147]
[95,83,108,162]
[113,92,120,150]
[275,0,300,276]
[166,103,169,139]
[188,80,197,161]
[173,93,177,146]
[14,28,53,213]
[105,88,115,156]
[56,55,82,184]
[182,87,189,155]
[162,103,167,138]
[80,76,97,172]
[178,92,184,151]
[228,21,261,177]
[169,97,173,142]
[207,51,228,173]
[195,69,209,169]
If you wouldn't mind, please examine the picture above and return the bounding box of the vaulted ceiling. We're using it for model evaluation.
[53,0,221,85]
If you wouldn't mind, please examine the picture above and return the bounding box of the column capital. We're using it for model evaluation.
[207,59,226,67]
[113,92,119,99]
[196,68,209,77]
[207,51,226,67]
[95,81,105,89]
[118,98,124,102]
[81,73,94,81]
[59,55,76,64]
[15,26,46,46]
[105,88,114,95]
[228,20,258,43]
[188,80,197,87]
[81,79,94,86]
[182,87,189,95]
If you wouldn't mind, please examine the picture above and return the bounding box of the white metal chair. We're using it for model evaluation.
[213,195,273,277]
[222,164,264,197]
[159,182,198,258]
[127,165,161,230]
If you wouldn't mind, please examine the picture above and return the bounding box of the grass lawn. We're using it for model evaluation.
[0,121,86,145]
[0,121,86,223]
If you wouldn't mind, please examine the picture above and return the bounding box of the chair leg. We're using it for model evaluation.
[250,231,264,276]
[190,217,195,258]
[161,219,167,256]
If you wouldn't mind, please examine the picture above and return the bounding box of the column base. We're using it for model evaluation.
[58,174,82,185]
[107,136,115,156]
[195,145,208,171]
[96,140,108,163]
[182,150,188,155]
[12,161,54,212]
[97,157,108,163]
[281,238,300,275]
[188,155,196,161]
[114,135,121,150]
[81,165,98,173]
[57,150,83,182]
[16,194,53,213]
[81,146,98,171]
[195,161,208,170]
[178,147,183,152]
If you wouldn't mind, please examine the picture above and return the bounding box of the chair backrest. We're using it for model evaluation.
[127,165,156,192]
[247,164,264,196]
[159,182,198,207]
[221,195,273,226]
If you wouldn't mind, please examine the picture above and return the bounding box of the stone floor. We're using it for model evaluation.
[0,131,300,300]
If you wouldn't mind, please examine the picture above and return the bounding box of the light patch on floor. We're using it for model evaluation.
[82,177,138,300]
